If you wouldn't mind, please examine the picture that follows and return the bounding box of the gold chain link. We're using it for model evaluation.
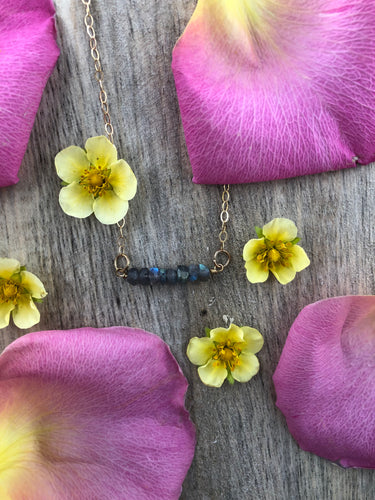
[82,0,114,143]
[211,185,231,273]
[81,0,231,278]
[82,0,130,277]
[114,219,130,278]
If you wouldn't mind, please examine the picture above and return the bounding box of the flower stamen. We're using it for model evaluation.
[0,280,21,304]
[256,239,293,269]
[213,340,242,372]
[79,166,111,198]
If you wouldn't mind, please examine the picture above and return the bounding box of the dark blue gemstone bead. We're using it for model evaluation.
[188,264,199,282]
[198,264,210,281]
[149,267,160,284]
[166,268,177,284]
[177,265,189,283]
[127,268,139,285]
[159,269,167,284]
[138,268,150,285]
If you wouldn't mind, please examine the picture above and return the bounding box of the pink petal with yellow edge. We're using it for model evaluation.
[0,0,59,187]
[0,327,195,498]
[273,296,375,468]
[172,0,375,184]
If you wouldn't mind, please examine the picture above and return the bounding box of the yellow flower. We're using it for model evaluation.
[55,136,137,225]
[187,324,263,387]
[243,218,310,285]
[0,258,47,329]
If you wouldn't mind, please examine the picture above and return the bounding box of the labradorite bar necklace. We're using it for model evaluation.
[81,0,231,285]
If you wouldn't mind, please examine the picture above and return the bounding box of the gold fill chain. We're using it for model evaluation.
[212,185,231,273]
[81,0,231,278]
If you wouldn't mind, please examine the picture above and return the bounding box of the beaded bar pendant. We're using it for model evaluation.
[126,264,210,285]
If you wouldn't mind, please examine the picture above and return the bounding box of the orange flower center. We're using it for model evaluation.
[87,172,104,187]
[0,280,21,304]
[221,347,234,362]
[213,339,241,371]
[256,240,293,271]
[268,248,280,262]
[80,166,111,198]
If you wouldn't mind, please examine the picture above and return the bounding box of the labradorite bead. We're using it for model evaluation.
[149,267,160,284]
[138,268,150,285]
[198,264,210,281]
[159,269,167,284]
[127,268,139,285]
[166,268,177,284]
[188,264,200,282]
[177,265,189,283]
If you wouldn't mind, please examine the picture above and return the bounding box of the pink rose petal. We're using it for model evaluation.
[0,327,195,498]
[172,0,375,184]
[0,0,59,187]
[273,296,375,468]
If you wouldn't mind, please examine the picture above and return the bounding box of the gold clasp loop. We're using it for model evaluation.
[114,253,130,278]
[211,249,231,274]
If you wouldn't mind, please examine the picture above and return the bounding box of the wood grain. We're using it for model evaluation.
[1,0,375,498]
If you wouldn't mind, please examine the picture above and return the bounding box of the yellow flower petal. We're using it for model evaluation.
[12,297,40,329]
[244,259,269,283]
[109,160,137,201]
[241,327,264,354]
[93,190,129,225]
[85,136,117,168]
[271,264,296,285]
[197,359,227,387]
[210,324,244,344]
[0,258,20,279]
[59,182,94,218]
[262,218,297,242]
[290,245,310,272]
[243,238,265,261]
[20,271,47,299]
[232,353,260,382]
[55,146,90,183]
[0,302,15,329]
[186,337,214,365]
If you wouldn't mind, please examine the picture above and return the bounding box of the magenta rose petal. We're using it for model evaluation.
[172,0,375,184]
[0,327,195,499]
[0,0,59,187]
[273,296,375,468]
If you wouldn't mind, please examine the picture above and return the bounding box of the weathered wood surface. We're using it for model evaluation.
[1,0,375,498]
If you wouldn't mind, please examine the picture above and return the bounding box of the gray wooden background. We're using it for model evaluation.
[1,0,374,498]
